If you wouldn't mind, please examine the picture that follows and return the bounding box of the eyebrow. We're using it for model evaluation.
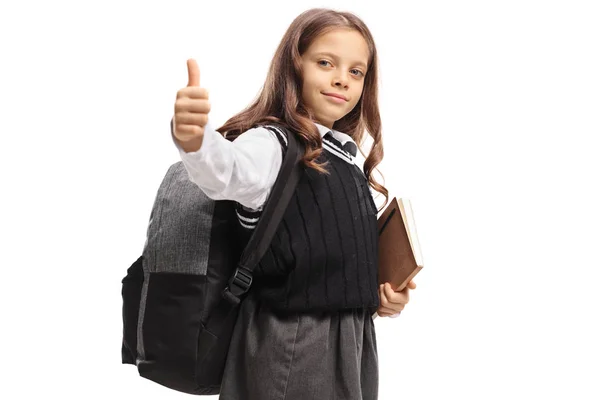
[314,52,368,70]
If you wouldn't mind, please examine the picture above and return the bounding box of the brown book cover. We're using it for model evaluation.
[373,197,423,319]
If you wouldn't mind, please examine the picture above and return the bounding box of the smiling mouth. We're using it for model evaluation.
[323,94,348,104]
[322,92,347,101]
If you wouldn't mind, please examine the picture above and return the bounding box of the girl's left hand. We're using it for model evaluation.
[376,280,417,318]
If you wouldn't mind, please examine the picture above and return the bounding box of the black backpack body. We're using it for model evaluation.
[121,125,302,394]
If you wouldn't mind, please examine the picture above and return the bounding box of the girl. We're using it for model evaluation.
[172,8,416,400]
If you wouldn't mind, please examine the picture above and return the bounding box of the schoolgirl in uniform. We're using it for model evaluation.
[171,8,417,400]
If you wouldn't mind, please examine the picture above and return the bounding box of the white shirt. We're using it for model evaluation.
[171,119,362,210]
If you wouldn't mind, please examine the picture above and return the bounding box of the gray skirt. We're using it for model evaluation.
[218,289,379,400]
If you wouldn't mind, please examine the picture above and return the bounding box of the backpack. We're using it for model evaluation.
[121,124,303,395]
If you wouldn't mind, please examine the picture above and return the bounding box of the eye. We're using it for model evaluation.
[318,60,332,67]
[351,69,364,77]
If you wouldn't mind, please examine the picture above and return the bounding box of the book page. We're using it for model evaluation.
[399,199,424,267]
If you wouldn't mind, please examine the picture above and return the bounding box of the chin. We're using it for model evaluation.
[318,108,345,121]
[315,115,336,127]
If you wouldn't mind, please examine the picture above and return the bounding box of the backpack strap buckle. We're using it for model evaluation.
[222,267,253,305]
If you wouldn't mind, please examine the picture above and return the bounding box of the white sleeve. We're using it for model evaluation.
[171,119,283,210]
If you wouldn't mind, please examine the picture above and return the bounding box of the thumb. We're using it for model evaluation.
[187,58,200,87]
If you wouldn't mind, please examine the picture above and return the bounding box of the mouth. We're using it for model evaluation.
[322,92,348,102]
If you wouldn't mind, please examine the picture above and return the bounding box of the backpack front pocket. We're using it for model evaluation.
[141,272,207,366]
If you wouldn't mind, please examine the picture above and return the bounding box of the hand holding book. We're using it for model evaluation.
[373,197,423,319]
[376,279,417,317]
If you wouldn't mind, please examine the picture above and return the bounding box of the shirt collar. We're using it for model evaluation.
[314,122,357,147]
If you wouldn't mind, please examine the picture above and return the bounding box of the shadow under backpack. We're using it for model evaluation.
[121,125,303,395]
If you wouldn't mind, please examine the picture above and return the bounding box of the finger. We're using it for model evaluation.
[380,284,397,311]
[379,305,400,314]
[177,87,209,100]
[187,58,200,87]
[377,310,395,317]
[379,284,387,304]
[385,282,396,298]
[385,283,409,306]
[175,98,211,114]
[174,124,204,138]
[385,283,407,303]
[174,113,208,128]
[393,281,415,293]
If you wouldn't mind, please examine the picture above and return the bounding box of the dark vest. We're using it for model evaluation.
[236,128,380,312]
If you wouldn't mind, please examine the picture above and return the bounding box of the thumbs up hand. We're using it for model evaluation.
[173,59,211,153]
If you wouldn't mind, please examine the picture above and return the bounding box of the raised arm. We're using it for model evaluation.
[171,59,283,210]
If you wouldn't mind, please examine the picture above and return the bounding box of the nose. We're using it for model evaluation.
[333,72,349,89]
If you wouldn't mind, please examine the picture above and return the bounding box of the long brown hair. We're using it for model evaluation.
[217,8,388,210]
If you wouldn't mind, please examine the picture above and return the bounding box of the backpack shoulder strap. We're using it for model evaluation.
[222,124,303,303]
[195,125,304,363]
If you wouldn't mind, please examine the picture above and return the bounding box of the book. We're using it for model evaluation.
[372,197,424,319]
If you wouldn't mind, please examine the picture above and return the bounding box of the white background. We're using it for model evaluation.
[1,0,599,399]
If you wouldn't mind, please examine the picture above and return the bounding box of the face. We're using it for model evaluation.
[299,28,370,129]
